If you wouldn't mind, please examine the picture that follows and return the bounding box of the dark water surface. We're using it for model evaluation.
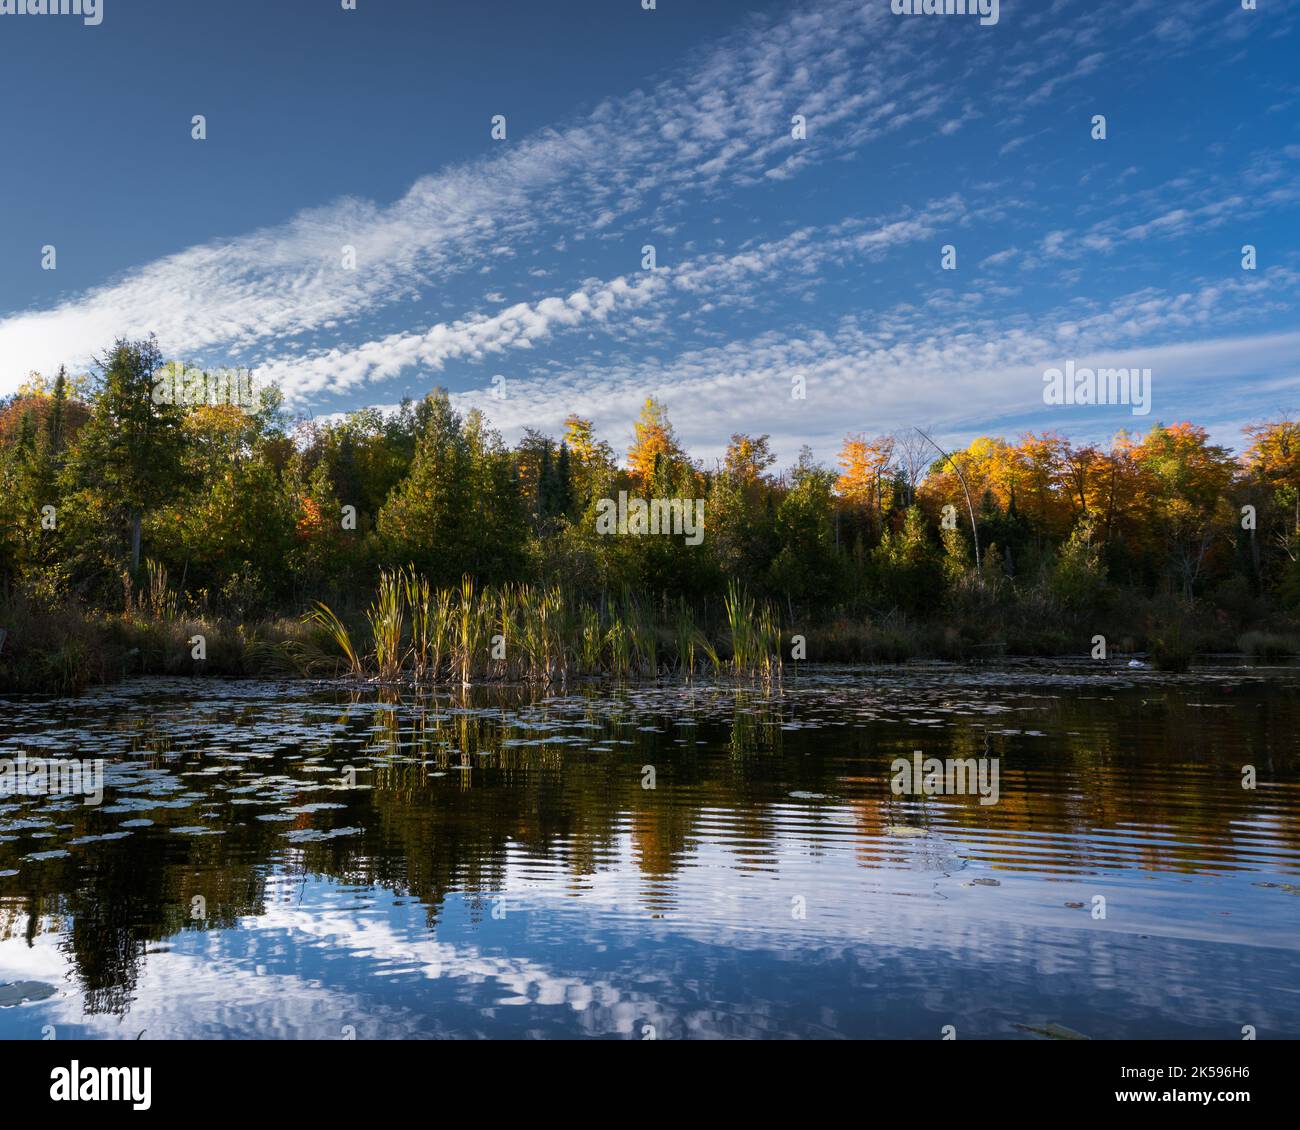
[2,666,1298,1039]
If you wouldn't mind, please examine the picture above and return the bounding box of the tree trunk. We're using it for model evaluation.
[130,513,142,573]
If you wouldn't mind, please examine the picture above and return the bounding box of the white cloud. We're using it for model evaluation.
[0,0,953,391]
[446,270,1300,467]
[256,198,965,404]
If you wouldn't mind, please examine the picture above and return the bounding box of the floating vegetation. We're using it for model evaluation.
[0,981,57,1008]
[283,826,361,843]
[1014,1022,1091,1041]
[1,668,1299,1039]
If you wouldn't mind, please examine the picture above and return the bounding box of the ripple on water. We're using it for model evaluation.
[0,669,1298,1038]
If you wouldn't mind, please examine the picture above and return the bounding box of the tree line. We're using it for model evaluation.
[3,336,1299,638]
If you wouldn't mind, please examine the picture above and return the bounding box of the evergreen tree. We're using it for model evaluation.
[70,337,185,574]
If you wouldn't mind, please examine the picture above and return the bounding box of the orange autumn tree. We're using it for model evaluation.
[627,396,684,487]
[1243,419,1300,535]
[836,434,895,519]
[915,433,1076,540]
[917,436,1017,521]
[1012,432,1073,539]
[1132,423,1236,520]
[1081,432,1151,554]
[1062,441,1103,519]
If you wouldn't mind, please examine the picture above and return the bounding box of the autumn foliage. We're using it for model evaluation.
[5,339,1300,655]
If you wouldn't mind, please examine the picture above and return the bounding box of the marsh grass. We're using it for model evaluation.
[0,570,791,693]
[404,568,433,681]
[673,598,722,676]
[1239,630,1300,662]
[303,602,363,676]
[720,587,781,677]
[0,580,320,692]
[368,569,407,681]
[454,575,479,686]
[302,573,785,685]
[13,569,1289,694]
[142,558,179,620]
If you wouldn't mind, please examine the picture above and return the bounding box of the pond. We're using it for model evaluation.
[1,666,1298,1039]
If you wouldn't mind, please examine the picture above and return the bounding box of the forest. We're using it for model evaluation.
[2,335,1299,690]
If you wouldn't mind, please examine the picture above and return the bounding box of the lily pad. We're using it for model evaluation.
[1015,1022,1090,1041]
[0,981,57,1007]
[283,826,361,843]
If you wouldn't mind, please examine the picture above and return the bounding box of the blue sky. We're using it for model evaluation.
[1,0,1298,465]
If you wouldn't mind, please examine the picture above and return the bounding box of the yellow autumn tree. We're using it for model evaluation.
[1131,422,1238,595]
[724,433,776,487]
[836,434,895,515]
[563,415,614,470]
[627,397,683,486]
[1243,419,1300,533]
[1012,432,1072,538]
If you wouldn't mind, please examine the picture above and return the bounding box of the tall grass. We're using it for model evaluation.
[579,605,603,672]
[722,582,782,679]
[302,573,784,685]
[1239,630,1299,662]
[756,603,782,680]
[367,569,407,680]
[455,575,478,686]
[404,568,432,681]
[724,580,757,675]
[303,601,363,676]
[673,597,721,677]
[141,558,179,620]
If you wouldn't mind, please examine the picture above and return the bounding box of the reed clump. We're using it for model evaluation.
[1238,630,1300,662]
[303,570,785,685]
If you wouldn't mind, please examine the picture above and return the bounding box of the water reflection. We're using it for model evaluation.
[1,668,1299,1038]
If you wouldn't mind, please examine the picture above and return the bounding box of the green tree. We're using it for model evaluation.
[769,448,842,608]
[872,506,941,614]
[70,338,186,575]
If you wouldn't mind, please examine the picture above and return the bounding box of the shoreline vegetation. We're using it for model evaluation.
[5,562,1299,694]
[5,337,1300,693]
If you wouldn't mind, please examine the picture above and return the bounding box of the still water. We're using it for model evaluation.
[2,667,1298,1040]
